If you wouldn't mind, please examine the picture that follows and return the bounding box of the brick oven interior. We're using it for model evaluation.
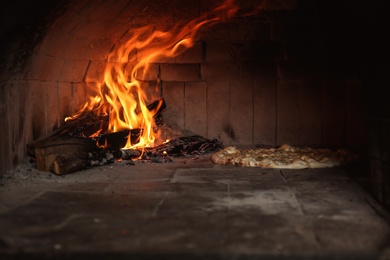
[1,0,390,259]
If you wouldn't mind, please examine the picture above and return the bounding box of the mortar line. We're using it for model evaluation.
[279,169,305,216]
[152,192,168,217]
[152,168,179,217]
[227,182,231,212]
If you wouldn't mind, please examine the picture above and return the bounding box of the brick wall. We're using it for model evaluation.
[0,0,377,176]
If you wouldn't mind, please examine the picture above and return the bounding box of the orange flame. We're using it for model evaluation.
[65,0,240,150]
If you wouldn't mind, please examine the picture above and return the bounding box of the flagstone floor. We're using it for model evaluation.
[1,156,389,259]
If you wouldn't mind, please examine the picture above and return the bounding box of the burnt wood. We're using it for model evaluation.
[95,129,143,150]
[142,135,224,158]
[90,135,223,163]
[27,98,166,157]
[147,98,166,117]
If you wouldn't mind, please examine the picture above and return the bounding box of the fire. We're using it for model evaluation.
[65,0,240,150]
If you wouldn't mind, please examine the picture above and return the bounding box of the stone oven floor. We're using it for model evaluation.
[1,156,390,260]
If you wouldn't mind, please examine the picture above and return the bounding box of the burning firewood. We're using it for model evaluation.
[26,97,224,176]
[92,135,223,164]
[94,129,143,150]
[91,98,166,149]
[146,98,166,120]
[34,135,223,175]
[25,98,167,174]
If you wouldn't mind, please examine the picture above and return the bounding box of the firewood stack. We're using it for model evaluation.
[26,98,223,176]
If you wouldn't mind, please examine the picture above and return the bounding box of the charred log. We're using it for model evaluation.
[94,129,143,150]
[147,98,166,117]
[65,114,109,138]
[147,98,166,126]
[143,135,224,157]
[65,98,165,138]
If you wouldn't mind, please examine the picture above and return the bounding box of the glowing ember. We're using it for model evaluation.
[65,0,241,150]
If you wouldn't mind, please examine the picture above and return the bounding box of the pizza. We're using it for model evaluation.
[210,144,358,169]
